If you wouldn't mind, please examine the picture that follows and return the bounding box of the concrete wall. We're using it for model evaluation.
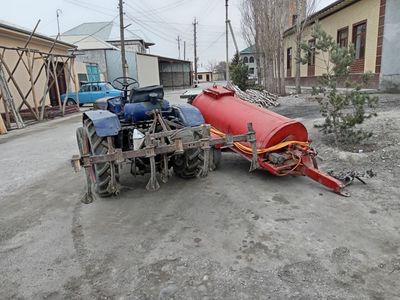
[136,54,160,87]
[284,0,380,78]
[105,50,138,83]
[0,28,71,114]
[380,0,400,92]
[74,49,107,81]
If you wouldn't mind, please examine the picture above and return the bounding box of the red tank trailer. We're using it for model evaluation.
[192,85,347,196]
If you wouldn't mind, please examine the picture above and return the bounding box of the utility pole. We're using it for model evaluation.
[228,20,239,55]
[119,0,128,78]
[225,0,229,82]
[183,41,186,60]
[193,18,198,83]
[177,35,181,59]
[56,9,62,37]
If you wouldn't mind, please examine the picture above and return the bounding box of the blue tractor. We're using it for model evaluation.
[72,77,258,203]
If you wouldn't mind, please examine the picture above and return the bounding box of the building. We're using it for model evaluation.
[157,55,192,88]
[239,45,257,80]
[0,21,76,118]
[60,22,156,85]
[196,67,213,83]
[284,0,400,92]
[62,22,154,54]
[60,22,191,89]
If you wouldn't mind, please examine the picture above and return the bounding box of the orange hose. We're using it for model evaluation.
[210,127,309,155]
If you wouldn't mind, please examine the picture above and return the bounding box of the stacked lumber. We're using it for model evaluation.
[226,83,279,108]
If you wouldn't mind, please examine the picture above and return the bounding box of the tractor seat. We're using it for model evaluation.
[129,85,164,103]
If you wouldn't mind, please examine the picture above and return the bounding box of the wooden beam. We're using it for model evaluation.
[0,51,38,120]
[26,49,40,115]
[0,113,7,134]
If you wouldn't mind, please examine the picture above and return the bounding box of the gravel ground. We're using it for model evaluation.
[0,88,399,299]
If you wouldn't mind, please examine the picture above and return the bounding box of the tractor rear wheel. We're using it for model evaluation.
[83,118,119,197]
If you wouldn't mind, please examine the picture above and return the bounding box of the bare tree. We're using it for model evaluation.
[240,0,290,95]
[294,0,317,94]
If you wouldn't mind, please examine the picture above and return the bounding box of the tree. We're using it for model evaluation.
[230,53,248,90]
[301,23,379,146]
[240,0,291,95]
[294,0,316,94]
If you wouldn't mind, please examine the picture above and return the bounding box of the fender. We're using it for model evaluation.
[83,110,121,137]
[172,104,205,127]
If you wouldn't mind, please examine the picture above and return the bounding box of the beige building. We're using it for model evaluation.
[196,67,213,83]
[0,21,76,117]
[284,0,400,91]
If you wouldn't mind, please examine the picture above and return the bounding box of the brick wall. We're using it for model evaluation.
[285,73,380,89]
[350,59,365,73]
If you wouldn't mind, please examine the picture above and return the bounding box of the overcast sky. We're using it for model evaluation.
[0,0,335,67]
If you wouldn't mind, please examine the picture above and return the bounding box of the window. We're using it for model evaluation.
[86,63,100,82]
[337,27,348,47]
[105,83,114,90]
[249,56,254,63]
[90,85,100,92]
[308,39,316,66]
[249,67,254,74]
[243,56,249,63]
[353,22,367,59]
[287,47,292,70]
[80,85,90,92]
[198,74,203,80]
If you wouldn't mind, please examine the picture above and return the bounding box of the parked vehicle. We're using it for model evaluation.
[61,82,122,106]
[71,77,256,203]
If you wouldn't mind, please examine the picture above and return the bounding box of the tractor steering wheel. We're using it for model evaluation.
[112,77,139,92]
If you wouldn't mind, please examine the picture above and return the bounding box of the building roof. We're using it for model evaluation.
[138,53,191,64]
[0,20,76,49]
[62,21,155,47]
[58,34,119,50]
[197,67,212,73]
[240,45,256,55]
[284,0,360,36]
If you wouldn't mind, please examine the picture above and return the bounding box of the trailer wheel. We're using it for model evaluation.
[83,118,119,197]
[172,130,202,179]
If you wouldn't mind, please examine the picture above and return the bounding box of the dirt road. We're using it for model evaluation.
[1,90,399,299]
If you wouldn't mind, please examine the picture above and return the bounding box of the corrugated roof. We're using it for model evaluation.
[58,35,119,50]
[0,19,76,49]
[62,22,154,47]
[197,67,211,73]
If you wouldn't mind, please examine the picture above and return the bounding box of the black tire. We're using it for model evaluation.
[172,130,202,179]
[66,98,76,106]
[83,118,119,197]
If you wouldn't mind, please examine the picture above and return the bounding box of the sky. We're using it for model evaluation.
[0,0,335,68]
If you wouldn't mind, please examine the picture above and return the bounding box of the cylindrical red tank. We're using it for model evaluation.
[193,86,308,149]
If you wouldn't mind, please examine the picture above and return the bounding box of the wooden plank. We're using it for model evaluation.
[0,53,38,120]
[0,114,7,134]
[6,20,40,84]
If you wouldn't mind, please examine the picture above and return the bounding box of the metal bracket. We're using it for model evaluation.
[145,132,160,191]
[247,123,259,172]
[200,125,211,177]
